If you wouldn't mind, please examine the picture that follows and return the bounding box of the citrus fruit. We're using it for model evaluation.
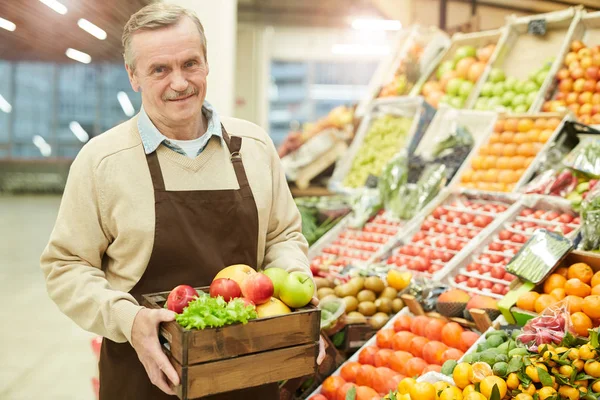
[514,394,533,400]
[580,344,598,360]
[583,295,600,319]
[559,365,574,376]
[559,385,581,400]
[565,279,591,297]
[372,367,400,395]
[573,359,585,372]
[460,331,480,352]
[423,364,442,373]
[480,376,508,399]
[388,350,412,374]
[422,341,449,365]
[322,375,346,400]
[387,269,412,290]
[568,263,594,284]
[517,292,540,311]
[584,360,600,378]
[336,382,357,400]
[410,382,436,400]
[340,361,361,382]
[441,322,464,349]
[398,378,417,394]
[538,386,557,400]
[571,312,593,337]
[494,120,505,133]
[592,380,600,393]
[556,267,569,278]
[410,336,430,358]
[591,271,600,288]
[392,331,416,352]
[355,364,376,387]
[410,316,431,336]
[434,381,451,395]
[506,373,519,390]
[405,357,428,377]
[439,385,464,400]
[565,295,585,313]
[550,287,566,300]
[358,346,378,365]
[376,329,395,349]
[464,393,487,400]
[526,363,547,382]
[543,274,567,293]
[441,348,465,364]
[505,119,518,131]
[355,386,379,400]
[453,362,474,389]
[591,285,600,295]
[519,384,536,396]
[426,319,447,341]
[535,294,557,313]
[373,349,394,368]
[394,315,413,332]
[471,362,493,383]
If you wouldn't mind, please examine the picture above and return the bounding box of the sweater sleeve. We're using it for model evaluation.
[261,136,314,288]
[40,148,142,343]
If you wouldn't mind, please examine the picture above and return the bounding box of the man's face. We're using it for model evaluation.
[126,17,208,125]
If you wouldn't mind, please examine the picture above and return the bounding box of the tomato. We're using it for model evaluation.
[491,283,504,294]
[430,264,443,273]
[483,204,496,212]
[432,250,443,260]
[511,234,527,243]
[489,254,505,264]
[441,252,453,262]
[436,237,448,248]
[513,223,524,231]
[520,208,535,217]
[573,217,581,224]
[467,229,478,239]
[497,205,507,212]
[467,262,479,272]
[490,266,504,279]
[432,207,448,219]
[447,239,460,251]
[545,211,560,221]
[457,227,469,237]
[434,223,445,233]
[473,215,492,228]
[498,230,512,241]
[455,275,468,283]
[458,242,467,250]
[444,226,457,235]
[502,286,510,295]
[479,280,493,290]
[503,272,516,282]
[534,210,546,218]
[167,285,198,313]
[413,231,426,241]
[480,264,491,274]
[460,213,476,225]
[488,242,503,252]
[399,246,411,256]
[420,247,434,259]
[563,226,574,234]
[467,277,479,287]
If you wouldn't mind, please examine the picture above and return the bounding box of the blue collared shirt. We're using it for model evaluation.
[137,101,222,156]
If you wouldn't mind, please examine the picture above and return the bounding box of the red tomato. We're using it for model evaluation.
[534,210,546,219]
[420,247,434,259]
[432,207,448,219]
[457,242,467,250]
[444,226,457,235]
[413,231,426,241]
[460,213,476,225]
[498,230,512,241]
[497,205,508,212]
[545,211,560,221]
[503,272,517,282]
[502,286,511,295]
[489,254,505,264]
[467,230,478,239]
[436,237,448,248]
[434,224,445,233]
[490,266,505,279]
[455,275,468,283]
[478,280,493,290]
[511,234,527,243]
[457,227,469,237]
[513,223,524,231]
[558,214,574,223]
[573,217,581,224]
[488,242,503,252]
[473,215,492,228]
[562,226,574,234]
[447,239,460,251]
[466,262,479,272]
[432,250,443,260]
[520,208,535,217]
[480,264,491,274]
[167,285,198,313]
[466,277,479,287]
[491,283,504,294]
[441,252,453,262]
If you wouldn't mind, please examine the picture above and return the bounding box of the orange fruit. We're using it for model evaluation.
[358,346,378,365]
[534,118,547,130]
[483,156,498,169]
[373,348,395,368]
[571,312,593,337]
[518,118,534,132]
[336,383,357,400]
[489,133,501,143]
[472,170,485,182]
[441,322,464,349]
[340,361,362,383]
[517,291,540,311]
[389,351,413,374]
[461,169,474,183]
[392,331,416,352]
[527,129,541,143]
[565,295,585,313]
[592,285,600,296]
[425,319,447,341]
[510,156,526,170]
[582,295,600,319]
[422,364,442,373]
[484,169,498,183]
[355,386,380,400]
[494,120,505,133]
[409,336,430,358]
[422,340,448,365]
[376,329,395,349]
[546,117,561,130]
[568,263,594,284]
[544,274,567,293]
[556,267,569,278]
[471,156,484,170]
[503,143,518,157]
[460,331,480,352]
[535,294,558,313]
[505,118,519,132]
[372,367,400,395]
[591,271,600,288]
[500,131,514,143]
[405,357,428,377]
[410,382,437,400]
[539,129,553,143]
[496,156,511,169]
[565,279,592,297]
[441,348,465,364]
[514,133,528,144]
[394,315,413,332]
[550,288,566,300]
[356,364,376,387]
[322,375,346,400]
[517,143,534,157]
[525,157,536,167]
[410,316,430,336]
[479,145,490,155]
[498,170,517,184]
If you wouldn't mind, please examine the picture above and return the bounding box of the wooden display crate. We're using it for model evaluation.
[142,288,320,399]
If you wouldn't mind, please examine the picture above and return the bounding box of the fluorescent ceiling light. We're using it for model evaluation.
[33,135,52,157]
[352,18,402,31]
[0,94,11,113]
[39,0,67,15]
[77,19,107,40]
[331,44,391,56]
[117,92,135,117]
[65,48,91,64]
[69,121,89,143]
[0,17,16,32]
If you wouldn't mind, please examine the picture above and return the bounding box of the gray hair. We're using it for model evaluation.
[122,3,207,71]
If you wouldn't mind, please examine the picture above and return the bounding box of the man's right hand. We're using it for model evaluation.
[131,308,180,395]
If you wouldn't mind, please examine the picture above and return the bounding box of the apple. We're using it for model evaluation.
[592,105,600,115]
[573,78,586,93]
[571,67,585,80]
[566,92,579,105]
[167,285,198,314]
[527,92,537,107]
[593,54,600,67]
[579,92,593,105]
[492,82,505,97]
[279,271,315,308]
[512,94,527,108]
[459,80,474,97]
[209,278,242,302]
[488,68,505,83]
[454,45,477,62]
[591,114,600,125]
[586,66,599,80]
[580,103,593,115]
[480,82,494,97]
[240,273,274,305]
[568,103,580,115]
[262,267,289,298]
[592,93,600,105]
[240,297,255,308]
[559,78,573,93]
[523,80,539,93]
[504,76,518,91]
[446,78,463,96]
[213,264,256,287]
[514,104,528,113]
[437,60,456,79]
[571,40,585,53]
[579,48,593,59]
[582,57,593,69]
[502,91,516,106]
[557,68,570,80]
[255,297,291,318]
[583,80,597,93]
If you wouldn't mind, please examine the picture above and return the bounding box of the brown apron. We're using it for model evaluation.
[99,127,279,399]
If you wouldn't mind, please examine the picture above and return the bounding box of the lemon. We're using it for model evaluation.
[398,377,417,394]
[463,393,487,400]
[462,385,476,397]
[439,386,464,400]
[592,380,600,393]
[506,373,519,390]
[434,381,451,397]
[580,344,597,360]
[480,376,507,399]
[585,360,600,378]
[453,363,474,389]
[410,382,437,400]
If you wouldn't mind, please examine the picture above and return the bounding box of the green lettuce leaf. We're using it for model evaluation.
[175,294,258,330]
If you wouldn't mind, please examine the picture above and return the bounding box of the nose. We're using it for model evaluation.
[170,69,188,92]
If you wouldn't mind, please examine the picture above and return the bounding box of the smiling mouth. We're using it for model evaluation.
[168,94,195,102]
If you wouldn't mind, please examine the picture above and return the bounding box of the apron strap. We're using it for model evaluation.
[221,125,254,199]
[146,151,166,191]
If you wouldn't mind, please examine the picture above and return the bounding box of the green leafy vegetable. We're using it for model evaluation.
[345,386,356,400]
[175,293,257,330]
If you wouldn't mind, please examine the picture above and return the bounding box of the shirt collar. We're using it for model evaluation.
[137,101,222,155]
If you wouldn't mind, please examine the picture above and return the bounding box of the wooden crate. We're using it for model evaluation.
[142,288,320,399]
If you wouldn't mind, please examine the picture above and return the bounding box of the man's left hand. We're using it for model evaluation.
[310,297,326,365]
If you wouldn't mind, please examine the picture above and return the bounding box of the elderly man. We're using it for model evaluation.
[41,3,319,399]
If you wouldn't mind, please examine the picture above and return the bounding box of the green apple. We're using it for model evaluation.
[535,70,549,86]
[449,96,465,109]
[279,272,315,308]
[512,93,527,108]
[488,68,506,83]
[523,80,539,94]
[504,76,518,92]
[480,82,494,97]
[454,45,477,62]
[492,82,505,97]
[526,91,537,106]
[514,104,528,113]
[502,91,516,106]
[446,78,463,96]
[475,97,488,110]
[262,267,289,298]
[437,60,456,79]
[440,94,450,104]
[459,81,474,98]
[488,96,502,109]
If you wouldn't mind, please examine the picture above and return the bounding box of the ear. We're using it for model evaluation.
[125,63,140,92]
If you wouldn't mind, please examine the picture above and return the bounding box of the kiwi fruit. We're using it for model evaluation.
[348,277,365,292]
[346,311,367,324]
[356,290,376,303]
[358,301,376,316]
[392,298,405,313]
[379,286,398,300]
[334,284,353,298]
[317,287,335,299]
[375,297,393,314]
[314,277,334,289]
[364,276,385,294]
[343,296,359,312]
[369,312,390,330]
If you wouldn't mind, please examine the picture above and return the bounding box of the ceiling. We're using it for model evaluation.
[0,0,152,63]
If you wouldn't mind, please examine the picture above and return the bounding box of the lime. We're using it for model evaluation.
[493,361,509,377]
[486,335,505,348]
[495,354,508,363]
[442,359,458,376]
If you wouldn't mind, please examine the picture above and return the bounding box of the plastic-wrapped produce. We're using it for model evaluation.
[580,184,600,252]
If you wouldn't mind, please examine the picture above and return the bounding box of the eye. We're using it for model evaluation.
[185,60,198,68]
[153,66,166,74]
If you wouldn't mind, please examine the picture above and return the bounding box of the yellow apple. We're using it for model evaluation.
[255,297,291,318]
[213,264,256,287]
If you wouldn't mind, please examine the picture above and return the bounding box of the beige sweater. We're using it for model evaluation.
[40,115,311,343]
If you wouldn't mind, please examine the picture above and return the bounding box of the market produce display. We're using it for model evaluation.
[474,62,552,113]
[437,289,501,322]
[386,197,509,276]
[459,116,563,192]
[165,264,316,329]
[543,40,600,125]
[315,275,408,330]
[343,115,413,188]
[297,196,350,246]
[379,43,424,98]
[421,44,496,109]
[310,314,481,399]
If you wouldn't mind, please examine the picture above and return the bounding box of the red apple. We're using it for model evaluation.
[167,285,198,314]
[579,91,593,105]
[559,78,573,93]
[591,114,600,124]
[557,68,570,80]
[240,273,274,305]
[584,80,597,93]
[571,41,585,53]
[592,105,600,115]
[592,93,600,104]
[593,54,600,67]
[586,66,600,80]
[580,103,593,115]
[579,48,593,59]
[571,67,585,80]
[582,57,593,69]
[565,52,578,66]
[574,78,586,92]
[240,297,255,308]
[581,115,592,124]
[555,92,566,101]
[570,61,581,72]
[209,278,242,302]
[566,92,579,105]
